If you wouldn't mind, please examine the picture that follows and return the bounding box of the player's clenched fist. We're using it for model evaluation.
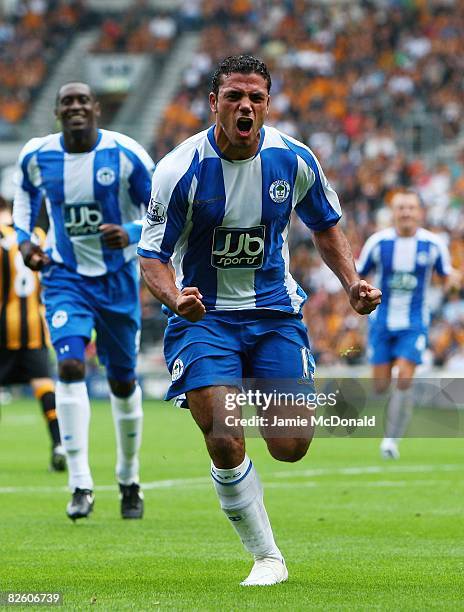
[19,240,51,271]
[99,224,129,249]
[176,287,206,322]
[349,279,382,315]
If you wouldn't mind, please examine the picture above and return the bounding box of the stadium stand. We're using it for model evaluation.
[149,0,464,368]
[91,6,177,55]
[0,0,92,136]
[0,0,463,369]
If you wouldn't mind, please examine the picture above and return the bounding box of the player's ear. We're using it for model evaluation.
[209,92,218,114]
[266,94,270,114]
[94,100,101,118]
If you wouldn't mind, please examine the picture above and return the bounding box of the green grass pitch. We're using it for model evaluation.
[1,398,463,610]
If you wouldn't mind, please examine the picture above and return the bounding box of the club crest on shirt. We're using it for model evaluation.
[51,310,68,329]
[96,167,116,186]
[171,358,184,382]
[269,179,290,203]
[416,251,430,266]
[147,198,167,225]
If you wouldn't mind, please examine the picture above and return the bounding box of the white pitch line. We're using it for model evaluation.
[265,479,446,489]
[272,463,463,478]
[0,464,461,495]
[2,414,39,425]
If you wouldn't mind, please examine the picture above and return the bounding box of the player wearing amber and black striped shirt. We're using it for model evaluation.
[0,199,65,471]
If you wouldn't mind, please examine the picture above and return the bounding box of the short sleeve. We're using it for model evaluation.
[137,149,198,262]
[281,135,342,231]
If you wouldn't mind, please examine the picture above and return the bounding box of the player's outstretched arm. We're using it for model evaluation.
[312,225,381,315]
[139,257,206,322]
[19,240,50,271]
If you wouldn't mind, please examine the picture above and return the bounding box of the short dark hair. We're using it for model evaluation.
[55,82,96,107]
[211,55,272,96]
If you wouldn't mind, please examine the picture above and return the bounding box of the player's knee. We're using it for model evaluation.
[374,379,390,394]
[396,377,413,391]
[267,438,311,463]
[108,378,136,398]
[58,359,85,382]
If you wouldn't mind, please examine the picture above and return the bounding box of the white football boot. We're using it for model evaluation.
[380,437,400,460]
[240,557,288,586]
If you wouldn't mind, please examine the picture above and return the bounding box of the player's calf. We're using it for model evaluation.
[204,434,245,468]
[188,386,246,467]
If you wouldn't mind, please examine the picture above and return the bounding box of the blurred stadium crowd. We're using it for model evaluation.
[91,2,178,54]
[1,0,464,368]
[0,0,90,134]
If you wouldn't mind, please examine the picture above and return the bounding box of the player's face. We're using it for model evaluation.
[210,72,270,159]
[55,83,100,136]
[392,193,422,236]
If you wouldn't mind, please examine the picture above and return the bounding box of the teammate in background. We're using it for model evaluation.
[0,199,65,471]
[358,190,460,459]
[13,82,154,520]
[138,55,381,586]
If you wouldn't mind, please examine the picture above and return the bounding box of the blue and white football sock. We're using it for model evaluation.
[211,454,282,560]
[385,386,414,441]
[111,384,143,485]
[56,381,93,491]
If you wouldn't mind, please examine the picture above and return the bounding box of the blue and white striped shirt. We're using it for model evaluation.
[138,125,341,314]
[358,227,452,331]
[13,129,154,276]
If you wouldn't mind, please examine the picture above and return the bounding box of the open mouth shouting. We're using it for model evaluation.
[236,116,254,138]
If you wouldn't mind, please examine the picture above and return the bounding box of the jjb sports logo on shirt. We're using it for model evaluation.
[64,202,103,237]
[211,226,265,269]
[388,272,418,292]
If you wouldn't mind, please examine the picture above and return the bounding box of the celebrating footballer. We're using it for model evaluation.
[138,55,381,586]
